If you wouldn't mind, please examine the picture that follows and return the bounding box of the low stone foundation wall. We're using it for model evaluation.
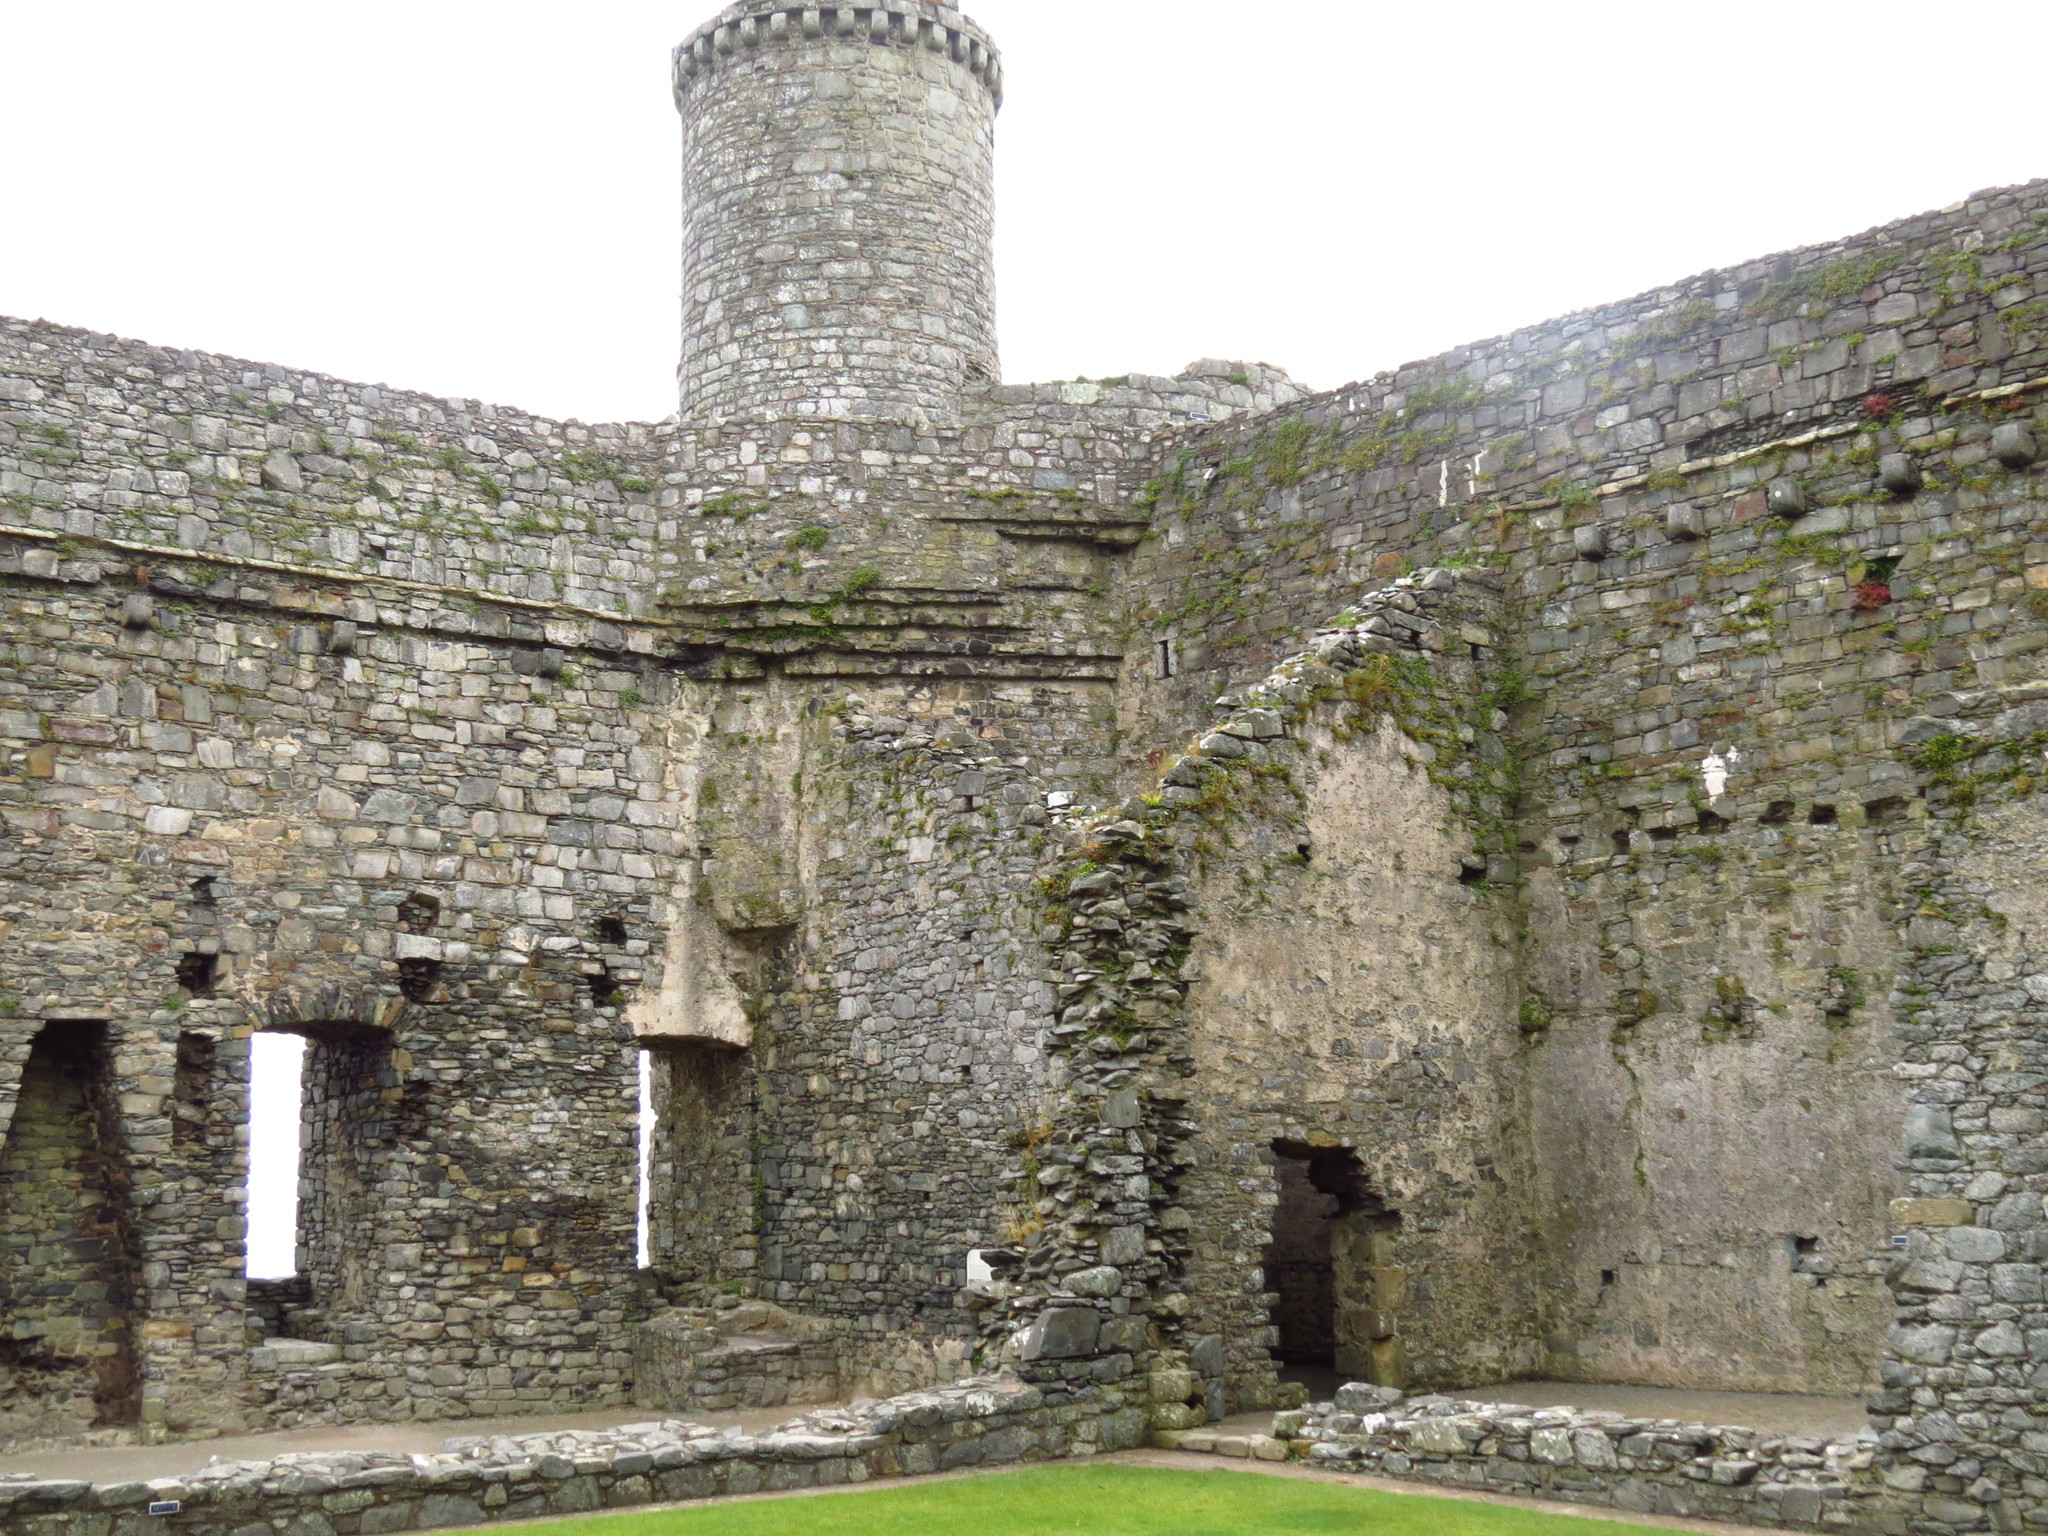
[0,1375,1147,1536]
[1159,1386,1908,1533]
[631,1304,843,1414]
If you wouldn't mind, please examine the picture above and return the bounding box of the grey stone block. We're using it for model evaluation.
[1188,1333,1227,1377]
[416,1494,486,1529]
[1993,422,2040,468]
[1019,1307,1100,1361]
[1767,477,1808,516]
[1334,1382,1405,1412]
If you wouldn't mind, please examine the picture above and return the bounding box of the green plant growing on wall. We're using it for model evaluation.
[1756,251,1901,316]
[372,421,422,454]
[1482,665,1530,714]
[998,1107,1054,1245]
[1823,966,1865,1024]
[559,449,631,483]
[2001,302,2047,342]
[1907,732,1983,785]
[1610,300,1717,361]
[1439,548,1506,572]
[1544,477,1598,510]
[838,565,883,598]
[702,492,766,520]
[1261,419,1314,488]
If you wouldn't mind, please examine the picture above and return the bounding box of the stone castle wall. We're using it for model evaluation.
[0,553,671,1438]
[7,1,2048,1529]
[1087,177,2048,1516]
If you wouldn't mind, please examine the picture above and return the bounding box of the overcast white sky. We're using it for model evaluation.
[7,2,2046,1276]
[5,2,2046,428]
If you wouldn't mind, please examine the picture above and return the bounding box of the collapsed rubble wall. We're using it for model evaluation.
[977,572,1538,1430]
[1167,583,1536,1405]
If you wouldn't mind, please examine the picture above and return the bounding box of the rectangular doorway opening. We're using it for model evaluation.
[0,1021,142,1438]
[641,1041,753,1295]
[1266,1140,1405,1399]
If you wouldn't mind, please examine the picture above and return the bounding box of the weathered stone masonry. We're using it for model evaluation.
[6,1,2048,1532]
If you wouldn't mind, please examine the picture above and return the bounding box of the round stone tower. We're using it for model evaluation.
[673,1,1003,424]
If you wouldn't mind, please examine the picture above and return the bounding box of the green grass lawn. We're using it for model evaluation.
[506,1464,1647,1536]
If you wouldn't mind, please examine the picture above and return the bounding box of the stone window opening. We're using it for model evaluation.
[174,950,218,996]
[244,1031,307,1281]
[244,1024,395,1345]
[1761,800,1797,825]
[396,891,440,934]
[171,1031,217,1148]
[1808,803,1838,827]
[397,958,443,1003]
[595,915,630,947]
[637,1048,655,1270]
[639,1041,752,1291]
[1265,1141,1405,1396]
[1155,638,1177,680]
[190,875,217,906]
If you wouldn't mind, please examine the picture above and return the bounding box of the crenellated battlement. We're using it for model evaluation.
[673,1,1003,107]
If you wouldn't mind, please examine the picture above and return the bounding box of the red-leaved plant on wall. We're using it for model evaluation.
[1852,579,1892,611]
